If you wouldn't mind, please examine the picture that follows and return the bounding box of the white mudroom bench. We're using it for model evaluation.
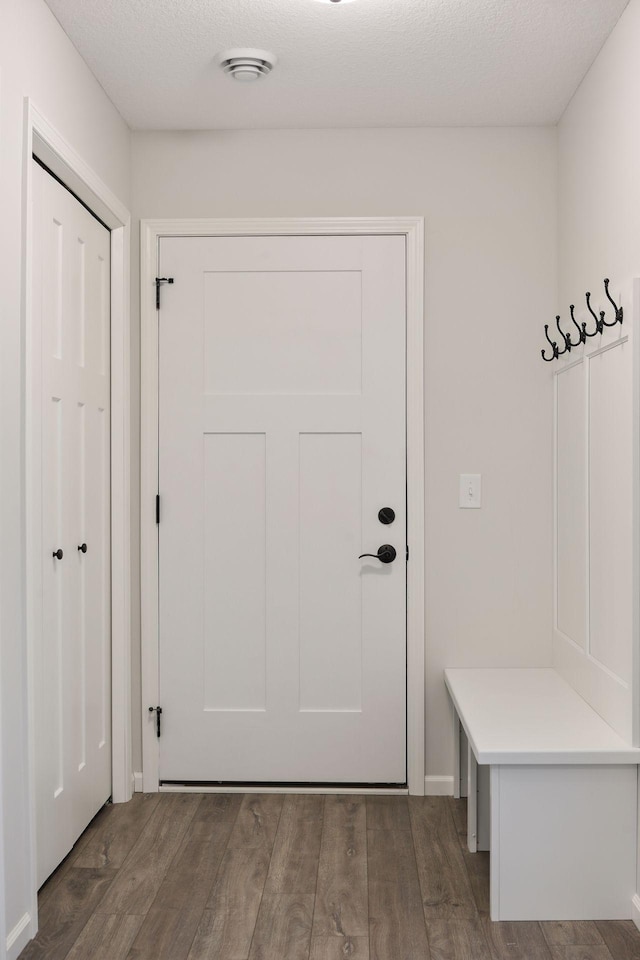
[445,668,640,922]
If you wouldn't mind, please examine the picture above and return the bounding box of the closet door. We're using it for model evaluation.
[32,161,111,886]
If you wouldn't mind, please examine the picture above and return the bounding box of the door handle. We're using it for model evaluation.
[52,548,63,560]
[78,543,88,553]
[359,544,397,564]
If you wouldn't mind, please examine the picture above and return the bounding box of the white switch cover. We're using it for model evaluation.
[460,474,482,509]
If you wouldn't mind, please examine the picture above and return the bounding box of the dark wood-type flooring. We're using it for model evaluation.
[19,792,640,960]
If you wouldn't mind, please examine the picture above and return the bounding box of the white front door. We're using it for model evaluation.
[158,234,406,783]
[32,161,112,884]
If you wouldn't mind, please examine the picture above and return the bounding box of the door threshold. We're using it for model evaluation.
[159,781,409,796]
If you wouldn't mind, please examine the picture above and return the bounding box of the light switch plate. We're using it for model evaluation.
[460,473,482,508]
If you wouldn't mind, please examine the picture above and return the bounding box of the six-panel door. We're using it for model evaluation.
[32,162,111,885]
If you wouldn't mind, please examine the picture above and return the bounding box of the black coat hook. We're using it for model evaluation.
[541,324,559,362]
[554,316,571,356]
[603,278,623,326]
[584,292,604,337]
[569,305,586,345]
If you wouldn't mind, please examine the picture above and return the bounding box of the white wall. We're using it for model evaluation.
[559,0,640,309]
[131,126,557,788]
[557,0,640,899]
[0,0,130,952]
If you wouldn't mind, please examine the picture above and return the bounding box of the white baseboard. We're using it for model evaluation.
[133,771,143,793]
[7,912,31,960]
[424,776,454,797]
[631,893,640,931]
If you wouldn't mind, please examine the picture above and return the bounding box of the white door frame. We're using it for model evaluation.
[23,100,132,938]
[141,217,425,795]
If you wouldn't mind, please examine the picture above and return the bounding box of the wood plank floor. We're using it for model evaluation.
[19,794,640,960]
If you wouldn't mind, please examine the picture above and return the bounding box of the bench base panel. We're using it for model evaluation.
[490,764,637,921]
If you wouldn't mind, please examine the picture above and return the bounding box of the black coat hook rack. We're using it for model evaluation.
[540,279,623,363]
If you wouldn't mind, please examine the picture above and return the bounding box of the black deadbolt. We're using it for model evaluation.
[378,507,395,525]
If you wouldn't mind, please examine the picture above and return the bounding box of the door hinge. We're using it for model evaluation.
[155,276,174,309]
[149,705,163,738]
[406,545,409,561]
[156,494,160,524]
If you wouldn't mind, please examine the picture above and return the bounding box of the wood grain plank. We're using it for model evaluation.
[313,796,368,940]
[460,851,490,918]
[65,914,143,960]
[248,893,314,960]
[126,908,186,960]
[483,920,552,960]
[73,795,162,869]
[366,797,410,831]
[427,919,492,960]
[186,793,243,836]
[409,798,459,843]
[547,948,614,960]
[367,814,428,960]
[369,880,430,960]
[447,798,490,917]
[127,816,236,960]
[367,827,420,887]
[410,799,478,920]
[310,937,370,959]
[129,794,242,960]
[596,921,640,959]
[154,837,229,911]
[541,923,605,946]
[264,794,323,895]
[187,794,285,960]
[19,868,118,960]
[95,794,201,916]
[218,793,284,853]
[448,799,468,842]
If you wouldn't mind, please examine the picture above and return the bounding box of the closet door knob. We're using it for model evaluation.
[78,543,88,554]
[52,549,63,560]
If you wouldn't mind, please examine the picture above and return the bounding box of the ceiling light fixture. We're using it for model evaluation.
[219,49,277,82]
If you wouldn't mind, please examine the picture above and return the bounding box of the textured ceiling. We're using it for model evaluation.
[44,0,629,130]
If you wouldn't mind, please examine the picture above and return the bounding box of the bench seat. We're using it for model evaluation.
[445,667,640,765]
[444,667,640,922]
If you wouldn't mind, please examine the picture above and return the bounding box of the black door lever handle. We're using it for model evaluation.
[359,544,397,564]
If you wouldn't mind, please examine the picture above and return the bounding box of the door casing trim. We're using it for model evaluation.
[140,217,425,795]
[24,99,132,939]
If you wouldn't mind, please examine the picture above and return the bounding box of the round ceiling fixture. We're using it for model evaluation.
[219,49,277,82]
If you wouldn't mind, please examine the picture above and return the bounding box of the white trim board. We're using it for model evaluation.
[633,281,640,751]
[23,99,132,943]
[424,776,455,796]
[0,61,6,960]
[6,913,31,960]
[140,217,426,796]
